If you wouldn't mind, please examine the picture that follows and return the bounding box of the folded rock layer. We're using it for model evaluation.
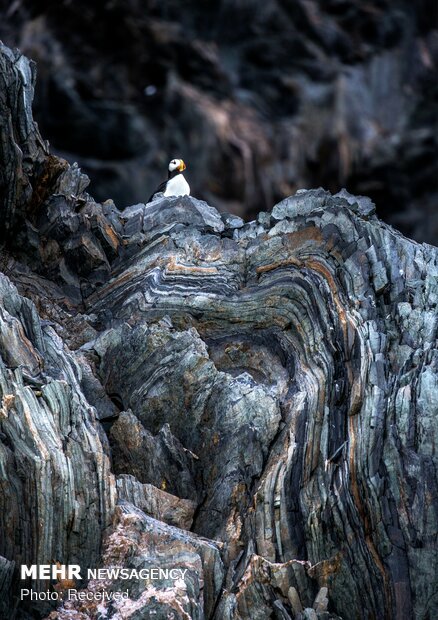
[0,43,437,620]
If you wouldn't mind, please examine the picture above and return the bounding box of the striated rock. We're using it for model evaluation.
[0,43,48,238]
[0,556,15,620]
[288,586,303,615]
[116,474,196,530]
[93,320,282,551]
[1,1,437,242]
[0,43,438,620]
[313,587,329,613]
[0,274,116,618]
[47,503,224,620]
[109,411,198,503]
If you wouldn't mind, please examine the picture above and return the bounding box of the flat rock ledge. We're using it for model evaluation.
[0,43,437,620]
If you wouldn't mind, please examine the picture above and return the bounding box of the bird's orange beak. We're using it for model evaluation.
[178,160,186,172]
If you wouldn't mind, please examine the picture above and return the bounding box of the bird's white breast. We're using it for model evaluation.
[164,174,190,197]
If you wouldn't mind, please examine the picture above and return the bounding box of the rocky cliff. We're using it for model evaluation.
[1,0,437,243]
[0,43,437,620]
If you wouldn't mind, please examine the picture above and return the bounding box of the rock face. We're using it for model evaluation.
[1,0,437,243]
[1,43,438,620]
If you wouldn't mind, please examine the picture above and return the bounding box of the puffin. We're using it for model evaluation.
[148,158,190,202]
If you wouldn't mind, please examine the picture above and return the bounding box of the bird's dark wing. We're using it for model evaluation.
[147,180,167,203]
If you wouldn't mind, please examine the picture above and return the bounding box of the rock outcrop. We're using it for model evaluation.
[1,43,437,620]
[1,0,437,243]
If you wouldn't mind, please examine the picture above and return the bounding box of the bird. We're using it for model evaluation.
[147,158,190,203]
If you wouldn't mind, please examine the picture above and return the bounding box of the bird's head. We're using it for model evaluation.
[168,158,186,173]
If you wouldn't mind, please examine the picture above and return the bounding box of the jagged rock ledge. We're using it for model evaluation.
[0,43,437,620]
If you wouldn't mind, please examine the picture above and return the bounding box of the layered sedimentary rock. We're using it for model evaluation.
[1,43,438,620]
[0,272,116,618]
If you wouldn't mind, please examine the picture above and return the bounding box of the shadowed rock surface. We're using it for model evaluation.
[1,0,437,242]
[0,43,438,620]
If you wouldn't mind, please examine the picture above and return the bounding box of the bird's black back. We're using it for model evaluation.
[147,179,168,203]
[147,168,181,203]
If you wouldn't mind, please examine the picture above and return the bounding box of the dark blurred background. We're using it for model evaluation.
[1,0,437,242]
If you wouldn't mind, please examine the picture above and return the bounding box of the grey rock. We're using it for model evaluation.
[109,410,199,502]
[222,211,245,230]
[116,474,196,530]
[1,42,438,620]
[143,195,225,235]
[233,220,265,240]
[0,43,48,239]
[257,211,272,229]
[288,586,303,614]
[50,503,224,620]
[2,0,437,244]
[334,188,376,217]
[0,275,116,617]
[0,556,15,619]
[313,587,329,613]
[271,188,329,220]
[273,598,293,619]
